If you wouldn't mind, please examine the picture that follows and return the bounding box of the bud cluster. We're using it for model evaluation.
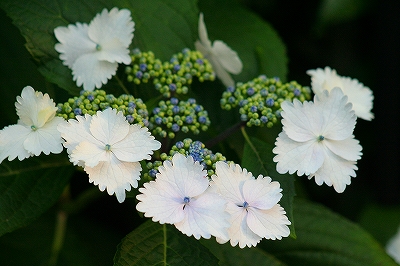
[56,90,149,126]
[149,97,210,139]
[220,75,312,127]
[125,48,215,98]
[144,138,229,181]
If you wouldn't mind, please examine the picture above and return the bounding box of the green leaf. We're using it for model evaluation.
[242,136,296,237]
[201,238,287,266]
[0,154,73,236]
[114,220,219,266]
[358,203,400,245]
[1,0,198,94]
[198,0,288,82]
[261,199,398,266]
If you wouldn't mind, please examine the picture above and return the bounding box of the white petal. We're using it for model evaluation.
[0,124,32,163]
[174,191,230,240]
[309,147,358,193]
[273,131,325,176]
[308,67,374,121]
[196,13,212,50]
[57,114,95,156]
[16,86,58,128]
[194,13,240,88]
[96,38,131,64]
[242,177,282,210]
[324,136,362,161]
[280,100,320,142]
[307,66,341,95]
[156,153,209,197]
[386,226,400,264]
[340,76,374,120]
[207,54,235,87]
[212,161,253,203]
[70,141,107,168]
[212,40,242,74]
[112,124,161,162]
[246,204,291,240]
[54,22,95,68]
[88,8,134,49]
[314,87,356,140]
[23,116,64,156]
[89,108,129,145]
[72,53,118,91]
[136,179,186,224]
[224,202,261,248]
[85,153,142,202]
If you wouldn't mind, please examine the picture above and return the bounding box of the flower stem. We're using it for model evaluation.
[241,126,267,174]
[115,75,130,95]
[48,187,70,266]
[206,121,246,148]
[62,186,103,215]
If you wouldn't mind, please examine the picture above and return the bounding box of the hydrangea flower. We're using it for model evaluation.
[57,108,160,202]
[273,87,362,193]
[210,161,290,248]
[307,66,374,121]
[54,8,135,91]
[386,225,400,264]
[136,153,230,240]
[0,86,64,163]
[195,13,242,87]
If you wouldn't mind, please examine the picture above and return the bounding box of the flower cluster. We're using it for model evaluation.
[54,8,135,91]
[137,153,290,247]
[221,75,312,127]
[273,87,362,193]
[144,138,228,181]
[57,89,149,127]
[148,98,210,138]
[57,108,160,202]
[307,66,374,121]
[0,86,64,163]
[125,48,215,98]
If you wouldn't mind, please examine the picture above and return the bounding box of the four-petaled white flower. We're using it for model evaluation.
[307,66,374,121]
[136,153,230,240]
[211,161,291,248]
[54,8,134,91]
[273,87,362,193]
[0,86,64,163]
[386,225,400,264]
[195,13,243,88]
[57,108,160,202]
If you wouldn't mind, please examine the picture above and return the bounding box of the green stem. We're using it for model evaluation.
[115,75,130,95]
[163,224,167,265]
[49,187,69,266]
[241,126,267,174]
[62,186,103,215]
[205,121,246,148]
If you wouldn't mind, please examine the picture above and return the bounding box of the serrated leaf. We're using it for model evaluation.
[200,238,287,266]
[198,0,288,83]
[261,199,398,266]
[1,0,198,94]
[114,220,219,266]
[242,136,296,238]
[0,154,73,236]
